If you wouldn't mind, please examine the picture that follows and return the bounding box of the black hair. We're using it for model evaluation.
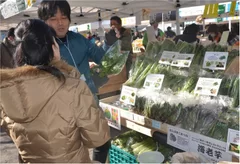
[7,28,15,37]
[167,26,171,31]
[38,0,71,22]
[110,16,122,25]
[207,24,219,34]
[14,19,65,81]
[184,23,200,35]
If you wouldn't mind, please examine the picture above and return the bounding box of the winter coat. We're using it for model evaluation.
[56,31,105,95]
[174,34,200,44]
[104,27,132,52]
[103,27,133,77]
[0,60,110,163]
[0,38,16,68]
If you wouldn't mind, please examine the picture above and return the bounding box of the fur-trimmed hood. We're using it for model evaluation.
[0,60,80,123]
[0,60,80,83]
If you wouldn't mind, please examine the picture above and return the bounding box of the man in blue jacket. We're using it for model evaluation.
[38,0,110,163]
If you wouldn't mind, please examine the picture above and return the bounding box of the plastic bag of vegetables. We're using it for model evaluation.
[92,40,130,77]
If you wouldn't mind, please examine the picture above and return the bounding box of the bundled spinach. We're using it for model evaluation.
[92,40,129,77]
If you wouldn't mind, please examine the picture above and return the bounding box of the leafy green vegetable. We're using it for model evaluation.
[94,41,130,77]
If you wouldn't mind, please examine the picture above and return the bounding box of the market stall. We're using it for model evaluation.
[0,1,238,162]
[99,38,240,163]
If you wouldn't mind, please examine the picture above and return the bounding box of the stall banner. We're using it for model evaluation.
[229,1,237,16]
[167,126,232,162]
[203,51,229,70]
[226,129,240,157]
[203,3,219,18]
[99,103,121,130]
[0,0,35,19]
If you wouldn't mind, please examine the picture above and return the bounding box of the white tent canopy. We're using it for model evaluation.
[0,0,235,30]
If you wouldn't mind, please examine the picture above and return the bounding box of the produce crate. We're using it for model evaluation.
[109,145,138,164]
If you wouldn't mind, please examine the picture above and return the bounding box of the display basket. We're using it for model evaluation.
[109,145,138,164]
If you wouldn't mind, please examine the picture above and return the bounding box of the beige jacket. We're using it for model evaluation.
[0,60,110,163]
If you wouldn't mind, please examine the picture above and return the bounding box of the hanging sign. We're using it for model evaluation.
[229,1,237,17]
[203,3,219,18]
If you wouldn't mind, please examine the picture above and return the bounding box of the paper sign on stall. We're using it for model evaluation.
[167,126,232,163]
[203,52,229,70]
[226,129,240,157]
[167,126,190,152]
[99,103,121,130]
[171,53,195,68]
[194,78,222,96]
[159,51,179,65]
[189,132,232,163]
[120,85,138,106]
[143,74,164,90]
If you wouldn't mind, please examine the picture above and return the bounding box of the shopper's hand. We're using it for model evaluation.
[140,48,145,52]
[89,62,97,69]
[115,28,121,38]
[52,37,61,61]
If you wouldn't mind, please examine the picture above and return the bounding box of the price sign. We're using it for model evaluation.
[120,85,138,106]
[203,52,229,70]
[194,78,222,96]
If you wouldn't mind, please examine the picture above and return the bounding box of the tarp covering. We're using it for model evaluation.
[0,0,235,30]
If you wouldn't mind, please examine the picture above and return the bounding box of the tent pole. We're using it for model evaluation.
[229,19,231,31]
[176,7,180,35]
[203,19,206,36]
[162,13,164,30]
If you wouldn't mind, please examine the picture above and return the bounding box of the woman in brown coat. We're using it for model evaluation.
[0,19,110,163]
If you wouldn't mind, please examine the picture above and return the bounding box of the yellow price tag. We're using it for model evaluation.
[229,1,236,17]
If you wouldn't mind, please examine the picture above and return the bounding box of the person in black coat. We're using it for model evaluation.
[174,23,200,44]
